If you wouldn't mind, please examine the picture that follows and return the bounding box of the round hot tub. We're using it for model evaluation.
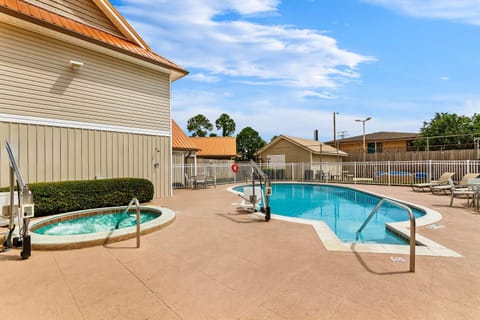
[29,206,175,250]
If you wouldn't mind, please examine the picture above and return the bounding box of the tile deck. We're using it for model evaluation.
[1,183,479,319]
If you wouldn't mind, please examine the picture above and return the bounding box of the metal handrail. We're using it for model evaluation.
[124,198,141,248]
[356,198,416,272]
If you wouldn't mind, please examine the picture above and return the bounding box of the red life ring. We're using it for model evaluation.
[231,163,239,173]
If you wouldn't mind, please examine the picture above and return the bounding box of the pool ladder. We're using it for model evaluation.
[124,198,141,248]
[356,198,416,272]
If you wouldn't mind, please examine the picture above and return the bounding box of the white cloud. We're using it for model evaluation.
[463,98,480,116]
[440,76,449,81]
[116,0,374,89]
[189,73,220,83]
[363,0,480,25]
[299,90,337,100]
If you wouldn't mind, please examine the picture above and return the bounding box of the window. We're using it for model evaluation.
[368,142,382,153]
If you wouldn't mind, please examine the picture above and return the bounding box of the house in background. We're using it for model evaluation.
[171,120,199,187]
[0,0,187,197]
[325,132,419,161]
[189,137,237,164]
[187,137,237,184]
[256,135,347,180]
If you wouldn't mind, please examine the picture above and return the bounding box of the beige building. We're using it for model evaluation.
[257,135,347,178]
[326,131,419,161]
[171,120,199,187]
[0,0,187,197]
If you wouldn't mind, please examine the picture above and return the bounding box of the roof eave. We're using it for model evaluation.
[0,8,188,79]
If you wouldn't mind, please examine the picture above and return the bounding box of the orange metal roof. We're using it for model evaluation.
[189,137,237,158]
[0,0,187,76]
[172,120,199,151]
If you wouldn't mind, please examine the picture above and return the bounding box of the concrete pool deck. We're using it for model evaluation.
[1,184,479,319]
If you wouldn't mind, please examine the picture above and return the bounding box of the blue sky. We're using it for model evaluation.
[111,0,480,141]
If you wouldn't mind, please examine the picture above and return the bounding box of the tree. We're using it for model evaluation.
[215,113,236,137]
[236,127,266,161]
[270,135,279,143]
[414,112,478,150]
[187,114,213,137]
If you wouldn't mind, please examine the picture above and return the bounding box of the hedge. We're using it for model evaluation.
[0,178,154,217]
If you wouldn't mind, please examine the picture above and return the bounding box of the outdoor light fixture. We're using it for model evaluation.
[355,117,372,162]
[70,60,84,70]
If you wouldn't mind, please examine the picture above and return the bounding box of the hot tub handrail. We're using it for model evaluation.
[356,198,416,272]
[124,198,141,248]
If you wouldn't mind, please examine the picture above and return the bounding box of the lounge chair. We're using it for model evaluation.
[237,186,264,212]
[411,172,455,192]
[432,173,480,194]
[450,178,480,207]
[184,173,195,189]
[193,175,208,189]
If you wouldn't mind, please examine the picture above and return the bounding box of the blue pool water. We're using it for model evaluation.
[235,183,424,244]
[33,211,159,236]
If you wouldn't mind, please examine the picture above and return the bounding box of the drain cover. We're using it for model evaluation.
[390,256,406,263]
[426,224,445,230]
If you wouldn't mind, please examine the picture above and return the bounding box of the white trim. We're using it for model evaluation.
[0,113,170,137]
[94,0,146,49]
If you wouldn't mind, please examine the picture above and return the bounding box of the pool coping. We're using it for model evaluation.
[29,205,175,250]
[228,182,462,258]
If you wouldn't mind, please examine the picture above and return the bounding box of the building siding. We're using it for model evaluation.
[339,140,408,153]
[0,122,171,198]
[23,0,123,36]
[0,22,171,133]
[260,140,311,163]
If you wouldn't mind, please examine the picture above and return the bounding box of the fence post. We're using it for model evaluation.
[428,160,432,181]
[466,160,470,174]
[302,163,305,181]
[387,161,391,186]
[354,162,357,184]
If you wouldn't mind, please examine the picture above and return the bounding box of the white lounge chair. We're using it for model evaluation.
[450,178,480,207]
[432,173,479,194]
[237,186,264,212]
[411,172,455,192]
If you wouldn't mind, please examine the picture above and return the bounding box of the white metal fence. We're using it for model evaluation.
[173,160,480,188]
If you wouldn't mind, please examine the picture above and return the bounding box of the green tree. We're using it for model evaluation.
[270,135,279,143]
[236,127,266,160]
[187,114,213,137]
[473,113,480,132]
[215,113,236,137]
[415,112,476,150]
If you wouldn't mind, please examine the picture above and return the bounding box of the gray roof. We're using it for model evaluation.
[325,131,419,144]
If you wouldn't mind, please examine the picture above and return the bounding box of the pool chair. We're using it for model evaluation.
[450,178,480,207]
[411,172,455,192]
[431,173,480,194]
[184,173,195,189]
[237,186,264,212]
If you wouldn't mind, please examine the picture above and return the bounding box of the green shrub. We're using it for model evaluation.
[1,178,154,217]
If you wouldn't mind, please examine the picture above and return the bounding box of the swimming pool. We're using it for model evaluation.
[234,183,425,244]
